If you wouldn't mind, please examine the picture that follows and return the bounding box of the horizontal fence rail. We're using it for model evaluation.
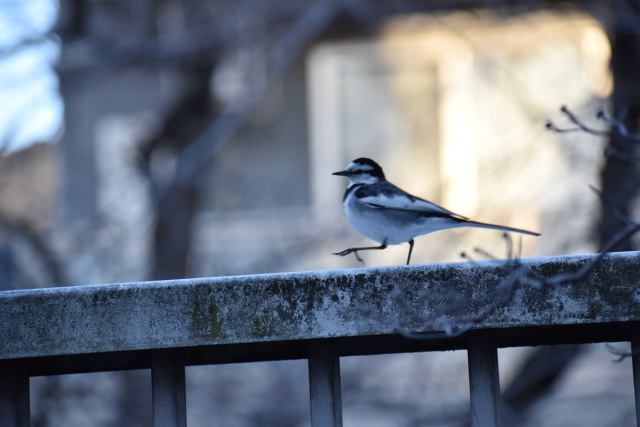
[2,251,640,426]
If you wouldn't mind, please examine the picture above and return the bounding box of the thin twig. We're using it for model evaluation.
[605,343,633,363]
[547,105,640,162]
[548,105,640,143]
[545,105,611,137]
[598,109,640,142]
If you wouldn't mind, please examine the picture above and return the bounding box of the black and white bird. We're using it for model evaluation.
[333,157,540,265]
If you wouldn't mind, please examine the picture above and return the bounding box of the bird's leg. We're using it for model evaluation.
[333,243,388,263]
[406,239,415,265]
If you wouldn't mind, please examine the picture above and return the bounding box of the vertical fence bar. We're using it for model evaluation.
[152,350,187,427]
[308,342,343,427]
[632,335,640,427]
[467,331,501,427]
[0,361,30,427]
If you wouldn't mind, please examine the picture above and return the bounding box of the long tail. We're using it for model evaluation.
[462,220,540,236]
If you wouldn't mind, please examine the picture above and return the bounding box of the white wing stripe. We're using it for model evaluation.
[357,194,463,217]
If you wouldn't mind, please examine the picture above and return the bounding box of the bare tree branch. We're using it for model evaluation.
[590,184,634,226]
[394,193,640,339]
[170,0,344,189]
[0,214,66,288]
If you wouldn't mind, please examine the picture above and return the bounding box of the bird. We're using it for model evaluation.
[332,157,540,265]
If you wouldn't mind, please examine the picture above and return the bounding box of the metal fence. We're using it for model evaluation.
[2,251,640,426]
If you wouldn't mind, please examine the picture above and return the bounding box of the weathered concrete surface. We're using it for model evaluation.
[1,252,640,360]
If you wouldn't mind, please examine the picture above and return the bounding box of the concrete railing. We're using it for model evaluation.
[2,251,640,426]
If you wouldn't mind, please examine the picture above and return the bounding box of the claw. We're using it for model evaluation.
[333,249,352,257]
[333,248,365,263]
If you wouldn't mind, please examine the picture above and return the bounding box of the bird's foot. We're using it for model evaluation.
[333,249,365,264]
[333,249,353,256]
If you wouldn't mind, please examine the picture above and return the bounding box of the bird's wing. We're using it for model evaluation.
[354,182,468,219]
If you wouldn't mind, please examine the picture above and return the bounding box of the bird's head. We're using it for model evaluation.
[333,157,385,185]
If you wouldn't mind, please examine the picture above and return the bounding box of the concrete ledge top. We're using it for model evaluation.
[2,251,640,360]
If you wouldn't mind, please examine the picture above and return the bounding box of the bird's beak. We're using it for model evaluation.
[332,170,348,176]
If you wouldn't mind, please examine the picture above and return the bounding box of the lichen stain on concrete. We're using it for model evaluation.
[190,293,221,340]
[249,309,278,339]
[251,277,333,339]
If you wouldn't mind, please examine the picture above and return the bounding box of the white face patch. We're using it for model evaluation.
[346,168,378,184]
[347,162,375,174]
[346,161,373,173]
[335,158,385,186]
